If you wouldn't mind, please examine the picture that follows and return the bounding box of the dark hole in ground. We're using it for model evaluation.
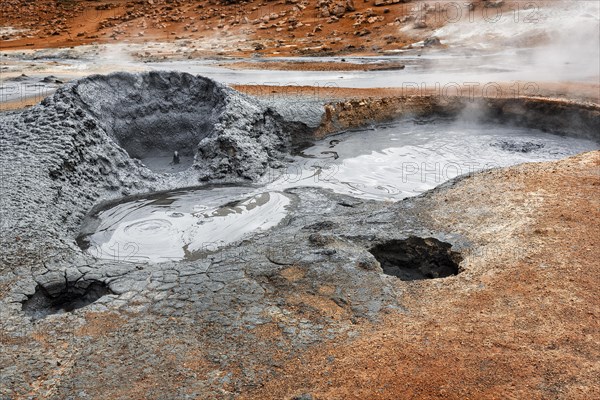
[22,279,113,320]
[369,237,462,281]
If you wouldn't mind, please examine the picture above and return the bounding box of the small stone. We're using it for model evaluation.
[309,233,335,246]
[293,394,313,400]
[413,20,428,29]
[423,36,441,46]
[357,254,381,271]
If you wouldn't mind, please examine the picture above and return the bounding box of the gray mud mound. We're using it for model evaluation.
[72,72,297,179]
[490,139,545,153]
[0,72,300,265]
[75,72,225,159]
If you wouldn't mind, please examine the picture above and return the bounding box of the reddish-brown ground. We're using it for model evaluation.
[0,0,478,56]
[239,150,600,400]
[233,82,600,103]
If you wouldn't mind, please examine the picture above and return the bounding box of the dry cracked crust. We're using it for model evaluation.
[1,151,598,399]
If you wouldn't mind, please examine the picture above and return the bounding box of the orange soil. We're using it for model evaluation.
[240,151,600,400]
[233,82,600,103]
[1,0,457,56]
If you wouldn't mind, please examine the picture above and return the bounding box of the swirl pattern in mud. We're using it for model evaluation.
[265,120,599,200]
[84,189,291,263]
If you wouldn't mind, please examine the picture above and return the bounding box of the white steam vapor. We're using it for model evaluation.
[433,1,600,81]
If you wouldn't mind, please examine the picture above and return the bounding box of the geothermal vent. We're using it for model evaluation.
[64,71,301,180]
[370,237,463,281]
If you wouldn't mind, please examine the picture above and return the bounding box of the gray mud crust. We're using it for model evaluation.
[0,72,471,398]
[0,71,308,263]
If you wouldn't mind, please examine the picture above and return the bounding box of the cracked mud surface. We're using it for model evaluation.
[2,150,598,399]
[0,71,599,399]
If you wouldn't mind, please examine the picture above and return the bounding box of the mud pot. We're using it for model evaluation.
[267,119,598,200]
[76,116,597,260]
[78,187,292,263]
[1,70,599,400]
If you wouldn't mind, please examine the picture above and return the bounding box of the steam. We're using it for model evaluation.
[530,1,600,81]
[433,0,600,82]
[98,43,135,66]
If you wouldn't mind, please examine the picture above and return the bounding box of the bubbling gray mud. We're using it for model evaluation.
[78,118,597,262]
[80,188,291,263]
[263,120,599,200]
